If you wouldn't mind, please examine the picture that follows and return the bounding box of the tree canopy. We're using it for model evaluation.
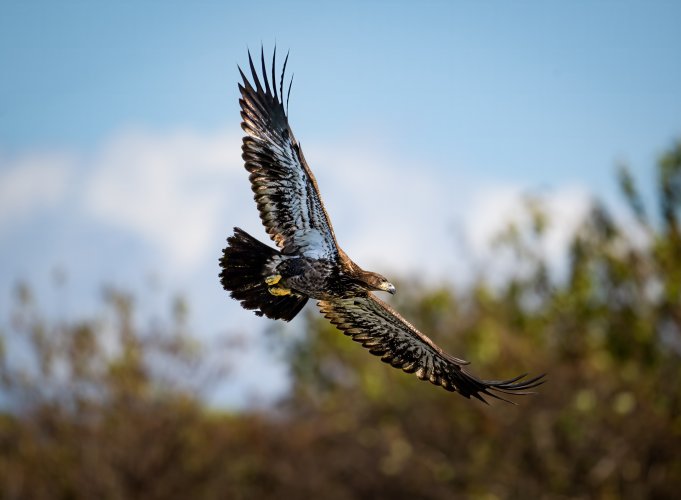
[2,141,680,499]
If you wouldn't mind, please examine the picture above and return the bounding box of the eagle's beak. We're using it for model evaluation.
[382,282,396,295]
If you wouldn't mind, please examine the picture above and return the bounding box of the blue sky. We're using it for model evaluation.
[2,1,680,406]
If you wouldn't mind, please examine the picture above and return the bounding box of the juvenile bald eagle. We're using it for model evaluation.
[219,49,544,403]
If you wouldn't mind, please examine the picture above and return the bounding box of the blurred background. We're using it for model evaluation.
[1,1,680,498]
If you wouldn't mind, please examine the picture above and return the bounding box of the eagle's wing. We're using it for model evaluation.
[318,294,545,403]
[239,48,339,260]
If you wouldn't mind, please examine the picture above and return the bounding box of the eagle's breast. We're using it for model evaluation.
[274,257,339,300]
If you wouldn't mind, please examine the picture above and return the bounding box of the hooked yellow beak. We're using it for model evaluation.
[380,282,396,295]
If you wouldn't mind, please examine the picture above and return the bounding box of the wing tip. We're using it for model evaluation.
[474,372,547,404]
[432,369,547,404]
[239,47,289,109]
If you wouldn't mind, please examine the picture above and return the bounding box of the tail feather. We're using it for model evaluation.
[219,227,308,321]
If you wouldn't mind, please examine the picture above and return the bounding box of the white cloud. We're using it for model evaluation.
[79,127,476,281]
[0,151,73,232]
[463,183,592,284]
[304,143,467,282]
[85,128,248,272]
[301,143,593,287]
[1,127,594,289]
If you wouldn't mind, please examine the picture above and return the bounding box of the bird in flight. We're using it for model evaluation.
[219,48,544,403]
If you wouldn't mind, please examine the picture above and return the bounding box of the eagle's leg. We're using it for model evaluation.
[265,274,282,286]
[266,259,311,296]
[266,274,290,295]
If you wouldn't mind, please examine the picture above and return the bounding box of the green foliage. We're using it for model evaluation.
[2,141,681,498]
[282,140,681,498]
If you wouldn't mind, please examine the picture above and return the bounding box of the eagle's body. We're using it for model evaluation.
[219,49,545,403]
[265,253,376,301]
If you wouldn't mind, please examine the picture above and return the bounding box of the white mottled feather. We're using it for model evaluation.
[239,51,340,262]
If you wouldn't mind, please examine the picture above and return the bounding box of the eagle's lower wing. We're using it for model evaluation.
[318,295,545,403]
[239,49,339,260]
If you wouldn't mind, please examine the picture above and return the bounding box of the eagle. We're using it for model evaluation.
[219,48,545,403]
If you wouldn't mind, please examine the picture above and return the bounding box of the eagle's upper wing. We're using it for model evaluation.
[238,49,339,260]
[318,294,545,403]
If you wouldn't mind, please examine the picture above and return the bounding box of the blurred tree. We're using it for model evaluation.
[1,141,680,499]
[276,140,681,499]
[0,286,227,499]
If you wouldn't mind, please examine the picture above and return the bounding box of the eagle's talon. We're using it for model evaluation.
[268,286,291,296]
[265,274,282,286]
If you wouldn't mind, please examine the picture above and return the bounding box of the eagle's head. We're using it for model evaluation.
[362,272,396,295]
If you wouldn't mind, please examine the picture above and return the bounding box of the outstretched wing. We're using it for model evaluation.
[239,48,339,260]
[318,295,545,403]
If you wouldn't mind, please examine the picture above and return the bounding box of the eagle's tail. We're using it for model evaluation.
[219,227,308,321]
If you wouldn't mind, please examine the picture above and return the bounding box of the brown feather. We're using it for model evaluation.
[318,294,545,403]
